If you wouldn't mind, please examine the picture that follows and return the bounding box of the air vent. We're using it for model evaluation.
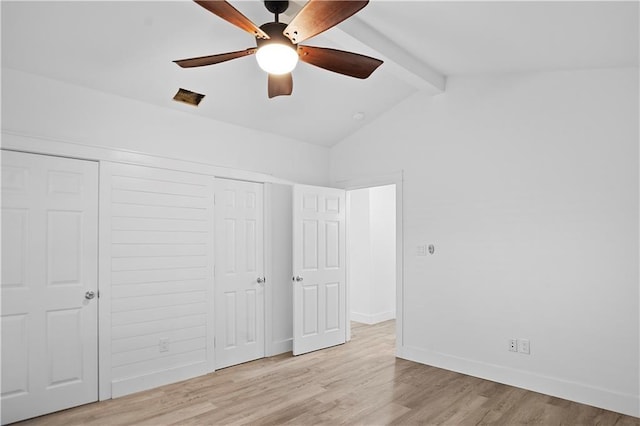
[173,88,205,106]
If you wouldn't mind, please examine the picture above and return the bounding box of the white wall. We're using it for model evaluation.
[1,68,329,186]
[331,68,639,417]
[369,185,396,321]
[348,188,374,321]
[349,185,396,324]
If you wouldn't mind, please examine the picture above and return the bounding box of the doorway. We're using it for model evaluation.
[347,184,397,335]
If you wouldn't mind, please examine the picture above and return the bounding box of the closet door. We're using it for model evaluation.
[1,151,98,424]
[214,179,265,368]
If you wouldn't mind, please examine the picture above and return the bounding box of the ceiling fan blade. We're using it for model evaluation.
[283,0,368,44]
[194,0,269,39]
[268,73,293,98]
[173,48,256,68]
[298,45,382,79]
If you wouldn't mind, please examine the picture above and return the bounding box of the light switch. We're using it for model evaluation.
[417,245,427,256]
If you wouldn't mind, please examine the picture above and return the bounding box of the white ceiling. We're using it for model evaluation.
[2,1,638,147]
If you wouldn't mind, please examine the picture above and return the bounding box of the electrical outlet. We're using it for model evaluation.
[159,337,169,353]
[518,339,530,354]
[509,338,518,352]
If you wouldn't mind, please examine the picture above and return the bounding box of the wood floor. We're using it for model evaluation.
[18,321,638,425]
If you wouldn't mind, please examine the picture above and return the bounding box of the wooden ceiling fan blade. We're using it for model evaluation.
[283,0,368,44]
[194,0,269,39]
[298,45,382,79]
[173,48,256,68]
[268,73,293,98]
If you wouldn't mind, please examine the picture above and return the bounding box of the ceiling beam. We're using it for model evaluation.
[283,2,446,94]
[337,16,446,94]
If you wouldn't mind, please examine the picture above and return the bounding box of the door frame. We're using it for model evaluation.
[335,172,404,353]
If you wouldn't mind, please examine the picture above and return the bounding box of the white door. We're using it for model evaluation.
[1,150,99,424]
[292,185,346,355]
[214,179,265,369]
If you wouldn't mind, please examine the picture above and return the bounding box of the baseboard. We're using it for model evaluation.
[111,361,210,398]
[268,338,293,357]
[398,345,640,418]
[351,310,396,325]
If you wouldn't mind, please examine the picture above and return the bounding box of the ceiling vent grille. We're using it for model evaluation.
[173,88,205,106]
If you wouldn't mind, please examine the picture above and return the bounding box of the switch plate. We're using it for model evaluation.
[509,338,518,352]
[518,339,530,354]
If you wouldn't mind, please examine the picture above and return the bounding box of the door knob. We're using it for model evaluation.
[293,276,303,282]
[85,290,96,300]
[257,277,266,284]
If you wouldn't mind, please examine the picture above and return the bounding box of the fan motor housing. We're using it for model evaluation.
[264,1,289,15]
[256,22,297,49]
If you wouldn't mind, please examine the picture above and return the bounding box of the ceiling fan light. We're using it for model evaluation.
[256,43,298,75]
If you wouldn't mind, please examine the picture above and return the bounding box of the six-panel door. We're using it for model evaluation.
[214,178,265,369]
[292,185,346,356]
[1,151,99,424]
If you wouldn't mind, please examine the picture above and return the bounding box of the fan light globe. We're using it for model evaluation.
[256,44,298,75]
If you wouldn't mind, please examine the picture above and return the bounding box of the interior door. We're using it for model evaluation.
[214,178,265,369]
[1,150,99,424]
[292,185,346,355]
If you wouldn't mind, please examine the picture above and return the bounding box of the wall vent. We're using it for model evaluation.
[173,88,205,106]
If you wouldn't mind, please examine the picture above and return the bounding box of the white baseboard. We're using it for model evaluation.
[111,362,210,398]
[268,338,293,357]
[398,345,640,418]
[351,310,396,325]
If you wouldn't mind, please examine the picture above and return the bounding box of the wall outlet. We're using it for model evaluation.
[518,339,530,354]
[159,337,170,352]
[509,338,518,352]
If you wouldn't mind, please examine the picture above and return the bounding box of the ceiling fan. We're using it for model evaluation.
[174,0,383,98]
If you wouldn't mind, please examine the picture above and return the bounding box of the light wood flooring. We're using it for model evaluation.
[18,321,639,425]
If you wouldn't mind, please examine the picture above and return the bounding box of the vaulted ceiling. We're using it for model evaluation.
[2,1,638,147]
